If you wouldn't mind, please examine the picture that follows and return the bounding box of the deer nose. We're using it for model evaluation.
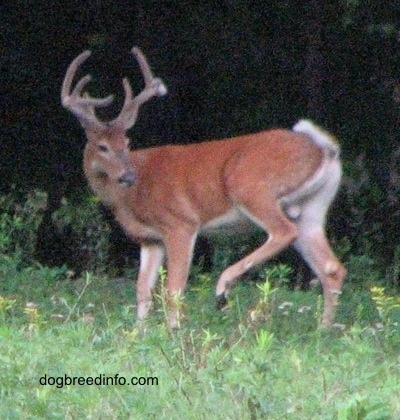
[118,171,136,187]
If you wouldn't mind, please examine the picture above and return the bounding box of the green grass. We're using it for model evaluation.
[1,257,400,419]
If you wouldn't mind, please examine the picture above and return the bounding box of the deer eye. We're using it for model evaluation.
[98,144,109,152]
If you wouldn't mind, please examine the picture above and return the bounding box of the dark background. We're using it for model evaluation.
[1,1,399,275]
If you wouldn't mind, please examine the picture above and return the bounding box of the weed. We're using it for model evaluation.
[370,285,400,324]
[0,295,16,312]
[263,263,293,288]
[24,302,43,333]
[63,272,93,322]
[255,329,274,351]
[248,279,277,327]
[336,394,390,420]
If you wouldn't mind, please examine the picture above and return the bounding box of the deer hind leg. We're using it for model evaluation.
[163,227,198,330]
[293,190,346,327]
[136,243,165,321]
[215,202,298,309]
[294,227,346,326]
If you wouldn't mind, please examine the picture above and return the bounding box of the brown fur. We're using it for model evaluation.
[82,126,345,328]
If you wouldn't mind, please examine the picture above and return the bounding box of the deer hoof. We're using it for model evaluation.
[216,294,228,311]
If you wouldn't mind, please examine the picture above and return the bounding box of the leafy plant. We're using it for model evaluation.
[263,264,293,287]
[370,285,400,325]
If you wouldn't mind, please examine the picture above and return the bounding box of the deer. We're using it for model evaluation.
[61,46,346,330]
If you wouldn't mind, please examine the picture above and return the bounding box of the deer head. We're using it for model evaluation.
[61,47,167,187]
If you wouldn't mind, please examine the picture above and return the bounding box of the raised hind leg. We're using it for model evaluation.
[215,201,298,307]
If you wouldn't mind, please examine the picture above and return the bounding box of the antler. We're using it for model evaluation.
[61,47,167,131]
[112,47,168,130]
[61,51,114,131]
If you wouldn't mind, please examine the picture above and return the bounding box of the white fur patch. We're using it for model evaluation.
[324,260,339,276]
[293,119,339,158]
[284,204,301,220]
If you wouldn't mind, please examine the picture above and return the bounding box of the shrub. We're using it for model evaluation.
[0,189,109,274]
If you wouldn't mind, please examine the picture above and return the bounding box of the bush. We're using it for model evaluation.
[0,189,110,274]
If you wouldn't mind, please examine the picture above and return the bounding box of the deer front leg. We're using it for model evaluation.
[136,243,165,321]
[163,228,198,330]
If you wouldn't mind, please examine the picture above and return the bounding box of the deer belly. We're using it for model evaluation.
[201,207,254,236]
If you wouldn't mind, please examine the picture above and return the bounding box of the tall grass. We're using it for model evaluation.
[1,260,400,418]
[1,190,400,418]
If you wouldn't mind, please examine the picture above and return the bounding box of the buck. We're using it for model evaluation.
[61,46,346,329]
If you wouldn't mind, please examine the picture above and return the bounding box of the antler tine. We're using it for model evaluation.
[132,46,168,98]
[112,77,142,129]
[131,46,154,86]
[121,77,133,109]
[61,50,92,105]
[111,47,167,130]
[72,75,114,108]
[61,50,114,130]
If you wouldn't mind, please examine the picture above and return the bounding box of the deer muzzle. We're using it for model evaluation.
[118,170,136,187]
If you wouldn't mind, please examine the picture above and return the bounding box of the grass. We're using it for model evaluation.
[1,256,400,419]
[1,190,399,418]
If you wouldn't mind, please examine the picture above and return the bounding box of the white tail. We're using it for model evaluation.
[62,48,346,329]
[293,119,340,158]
